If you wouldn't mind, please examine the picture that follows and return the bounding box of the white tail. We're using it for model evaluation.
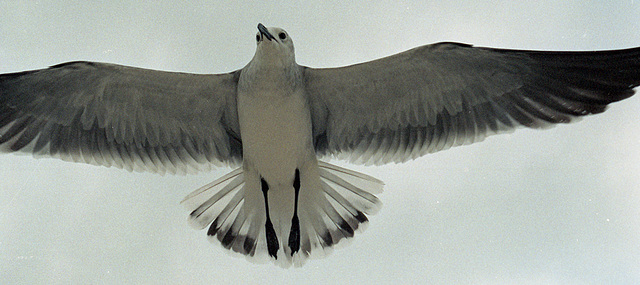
[181,160,384,267]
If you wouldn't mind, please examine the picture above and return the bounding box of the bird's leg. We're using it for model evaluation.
[288,169,301,255]
[261,177,279,259]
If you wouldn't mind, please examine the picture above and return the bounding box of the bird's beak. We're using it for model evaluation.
[257,23,275,41]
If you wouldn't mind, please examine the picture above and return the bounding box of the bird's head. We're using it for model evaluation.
[253,23,296,67]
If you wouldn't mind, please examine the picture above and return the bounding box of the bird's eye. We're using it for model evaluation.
[256,34,261,42]
[278,32,287,40]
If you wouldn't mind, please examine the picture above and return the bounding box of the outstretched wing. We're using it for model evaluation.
[0,62,242,174]
[304,43,640,165]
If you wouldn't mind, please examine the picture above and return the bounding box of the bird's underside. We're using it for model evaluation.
[1,24,639,267]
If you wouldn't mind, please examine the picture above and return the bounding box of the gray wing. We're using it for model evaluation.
[0,62,242,174]
[304,42,640,165]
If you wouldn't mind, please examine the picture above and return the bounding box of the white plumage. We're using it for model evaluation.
[1,23,639,267]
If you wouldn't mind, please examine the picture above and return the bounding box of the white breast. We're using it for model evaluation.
[237,87,314,184]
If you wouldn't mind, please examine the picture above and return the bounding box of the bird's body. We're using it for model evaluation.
[181,25,382,265]
[1,23,639,267]
[238,26,310,185]
[236,35,317,261]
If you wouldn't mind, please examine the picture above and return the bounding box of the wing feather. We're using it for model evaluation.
[0,62,242,173]
[305,43,640,164]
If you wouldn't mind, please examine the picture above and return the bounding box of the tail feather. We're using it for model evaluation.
[209,189,244,242]
[181,168,243,204]
[318,168,382,215]
[181,160,384,267]
[317,161,384,194]
[182,168,244,230]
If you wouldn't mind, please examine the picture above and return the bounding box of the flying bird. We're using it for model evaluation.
[1,23,639,267]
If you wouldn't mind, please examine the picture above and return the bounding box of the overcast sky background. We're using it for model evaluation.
[1,1,639,284]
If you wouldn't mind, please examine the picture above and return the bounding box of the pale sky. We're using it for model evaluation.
[1,1,639,284]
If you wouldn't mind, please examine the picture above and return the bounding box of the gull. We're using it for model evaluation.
[1,23,639,267]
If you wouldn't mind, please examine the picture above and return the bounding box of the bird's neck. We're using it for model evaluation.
[240,56,303,95]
